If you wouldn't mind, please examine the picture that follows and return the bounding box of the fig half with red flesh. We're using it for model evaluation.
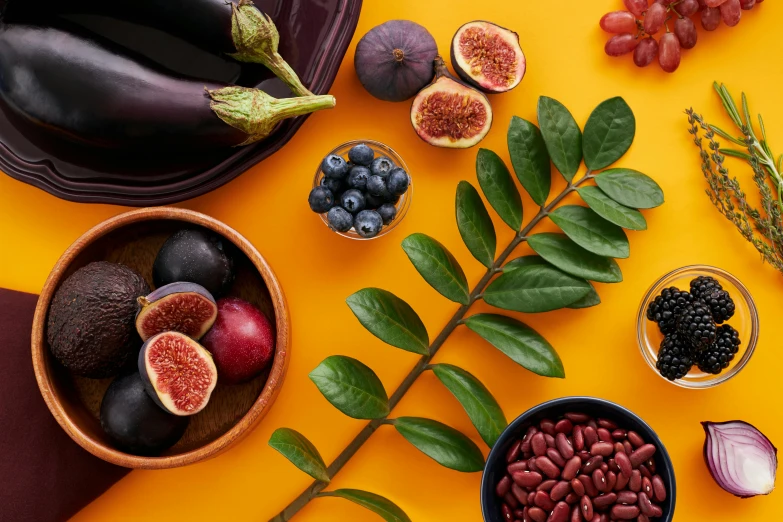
[138,331,218,416]
[450,21,526,94]
[135,282,217,341]
[410,56,493,149]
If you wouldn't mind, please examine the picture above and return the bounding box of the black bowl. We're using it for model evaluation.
[480,397,676,522]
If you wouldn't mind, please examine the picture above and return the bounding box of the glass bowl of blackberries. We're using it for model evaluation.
[308,140,412,240]
[637,266,758,389]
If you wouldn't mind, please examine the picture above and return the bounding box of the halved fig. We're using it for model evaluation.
[450,21,526,94]
[138,332,218,416]
[135,282,217,341]
[410,56,493,149]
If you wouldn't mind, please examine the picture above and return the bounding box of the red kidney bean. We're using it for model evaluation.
[538,480,557,492]
[592,469,609,493]
[613,471,629,492]
[565,492,579,505]
[573,426,585,451]
[645,459,656,474]
[523,506,533,522]
[629,445,656,468]
[608,459,620,474]
[629,470,641,492]
[497,475,513,497]
[637,515,650,522]
[532,433,548,457]
[563,456,582,481]
[534,490,555,511]
[555,419,574,435]
[616,490,637,505]
[541,419,556,436]
[514,508,525,519]
[612,429,627,440]
[580,495,594,520]
[597,428,613,443]
[569,505,581,522]
[502,503,513,521]
[598,418,618,430]
[639,464,652,480]
[505,492,519,508]
[626,431,644,448]
[610,505,639,520]
[591,442,614,457]
[578,451,591,463]
[583,456,604,474]
[587,419,598,429]
[565,412,591,423]
[613,442,625,456]
[545,434,557,449]
[529,457,538,472]
[622,441,633,455]
[615,452,632,477]
[593,492,617,509]
[548,448,567,468]
[528,506,547,522]
[584,426,598,447]
[557,432,575,459]
[599,464,609,475]
[606,471,617,492]
[548,501,570,522]
[513,471,543,488]
[578,475,600,497]
[641,477,652,497]
[551,481,572,501]
[521,426,539,453]
[512,483,529,505]
[537,456,561,479]
[651,475,666,502]
[571,478,585,496]
[638,492,655,517]
[649,504,663,517]
[509,461,528,473]
[507,440,523,463]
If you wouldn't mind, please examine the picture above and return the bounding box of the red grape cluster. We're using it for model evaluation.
[601,0,763,73]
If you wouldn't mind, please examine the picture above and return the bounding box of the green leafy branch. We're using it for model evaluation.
[267,97,663,522]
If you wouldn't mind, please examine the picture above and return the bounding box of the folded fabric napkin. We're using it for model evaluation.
[0,289,129,522]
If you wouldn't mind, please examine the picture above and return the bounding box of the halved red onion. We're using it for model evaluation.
[702,420,777,497]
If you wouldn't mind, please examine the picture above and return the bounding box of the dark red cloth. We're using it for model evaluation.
[0,289,129,522]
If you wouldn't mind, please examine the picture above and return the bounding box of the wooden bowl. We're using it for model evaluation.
[31,208,290,469]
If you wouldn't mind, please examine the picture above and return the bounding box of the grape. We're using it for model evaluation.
[623,0,648,17]
[659,33,681,73]
[697,0,708,9]
[674,0,701,15]
[633,37,659,67]
[644,3,667,34]
[705,0,729,6]
[674,17,698,48]
[701,6,722,29]
[600,11,638,33]
[605,34,640,56]
[720,0,742,25]
[740,0,755,8]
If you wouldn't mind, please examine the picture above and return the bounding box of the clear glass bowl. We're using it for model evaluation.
[312,140,412,240]
[637,265,759,389]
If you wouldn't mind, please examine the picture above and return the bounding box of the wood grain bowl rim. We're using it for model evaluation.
[31,207,291,469]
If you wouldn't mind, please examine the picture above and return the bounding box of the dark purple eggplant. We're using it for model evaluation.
[1,0,313,96]
[0,23,335,149]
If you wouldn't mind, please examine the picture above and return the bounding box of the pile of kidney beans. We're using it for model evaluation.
[495,413,667,522]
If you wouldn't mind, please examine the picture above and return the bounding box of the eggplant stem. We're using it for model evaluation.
[229,2,314,97]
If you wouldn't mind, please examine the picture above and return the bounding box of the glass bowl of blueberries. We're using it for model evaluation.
[309,140,412,240]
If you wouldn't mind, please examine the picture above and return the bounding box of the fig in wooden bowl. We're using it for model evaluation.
[31,207,290,469]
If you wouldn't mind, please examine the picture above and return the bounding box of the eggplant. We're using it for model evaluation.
[0,0,313,96]
[0,23,335,149]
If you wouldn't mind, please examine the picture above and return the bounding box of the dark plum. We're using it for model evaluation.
[386,168,410,196]
[377,203,398,225]
[135,282,217,342]
[348,144,375,166]
[347,166,371,190]
[322,154,349,179]
[354,210,384,238]
[340,189,366,213]
[327,207,354,232]
[371,157,395,178]
[308,186,335,213]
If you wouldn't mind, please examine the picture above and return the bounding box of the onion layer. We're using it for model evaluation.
[702,420,777,498]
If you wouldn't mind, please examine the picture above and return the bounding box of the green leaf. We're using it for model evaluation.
[484,263,591,313]
[508,116,551,206]
[719,148,752,161]
[431,364,507,447]
[583,97,636,170]
[268,428,330,483]
[528,233,622,283]
[346,289,429,355]
[537,96,582,181]
[577,186,647,231]
[393,417,485,472]
[595,169,664,209]
[476,148,523,230]
[309,356,390,419]
[567,283,601,309]
[402,233,470,304]
[503,255,549,273]
[456,181,497,268]
[319,489,411,522]
[464,314,565,378]
[549,205,630,259]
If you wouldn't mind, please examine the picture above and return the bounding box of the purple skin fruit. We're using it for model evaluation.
[135,282,217,341]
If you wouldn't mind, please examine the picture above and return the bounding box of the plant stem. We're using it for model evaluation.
[268,173,592,522]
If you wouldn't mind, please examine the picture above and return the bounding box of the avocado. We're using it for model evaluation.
[47,261,150,378]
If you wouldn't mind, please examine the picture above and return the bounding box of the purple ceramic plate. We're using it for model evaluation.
[0,0,362,205]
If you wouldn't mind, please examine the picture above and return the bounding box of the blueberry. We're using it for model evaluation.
[340,189,366,214]
[364,192,385,209]
[322,154,349,179]
[376,203,397,225]
[387,168,410,196]
[348,144,374,166]
[320,177,344,195]
[354,210,383,238]
[371,157,394,178]
[308,186,334,213]
[366,175,388,197]
[327,207,354,232]
[347,166,371,191]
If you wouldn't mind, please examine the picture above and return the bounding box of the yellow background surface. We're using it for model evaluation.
[1,1,782,520]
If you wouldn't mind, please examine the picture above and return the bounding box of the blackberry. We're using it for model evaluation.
[700,289,735,323]
[656,333,695,381]
[689,276,723,301]
[676,299,717,350]
[646,287,693,334]
[696,325,741,374]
